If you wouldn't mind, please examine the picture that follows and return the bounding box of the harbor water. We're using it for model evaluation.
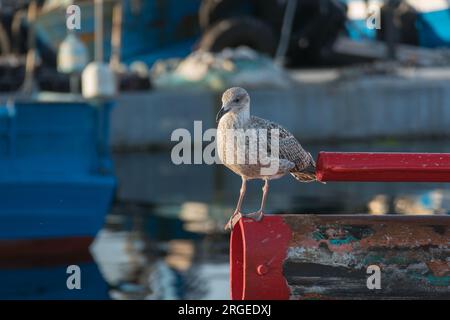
[1,139,449,299]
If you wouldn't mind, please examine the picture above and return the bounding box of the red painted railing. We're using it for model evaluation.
[317,152,450,182]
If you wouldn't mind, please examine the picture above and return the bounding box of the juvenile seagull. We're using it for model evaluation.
[216,87,317,230]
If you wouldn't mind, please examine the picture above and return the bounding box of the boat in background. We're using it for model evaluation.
[0,96,116,243]
[345,0,450,48]
[34,0,201,66]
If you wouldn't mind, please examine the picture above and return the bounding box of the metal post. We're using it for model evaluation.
[22,0,38,94]
[110,1,123,70]
[275,0,298,65]
[385,0,398,60]
[70,74,79,94]
[95,0,104,63]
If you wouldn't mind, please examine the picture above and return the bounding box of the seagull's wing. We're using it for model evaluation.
[249,116,317,182]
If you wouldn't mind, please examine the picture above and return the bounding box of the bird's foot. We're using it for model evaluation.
[224,211,242,231]
[242,210,264,222]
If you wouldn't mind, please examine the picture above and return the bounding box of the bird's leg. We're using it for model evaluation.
[243,179,269,222]
[225,177,247,230]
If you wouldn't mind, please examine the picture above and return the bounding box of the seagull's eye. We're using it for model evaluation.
[234,98,240,103]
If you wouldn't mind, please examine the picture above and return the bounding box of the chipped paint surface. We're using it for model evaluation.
[283,215,450,299]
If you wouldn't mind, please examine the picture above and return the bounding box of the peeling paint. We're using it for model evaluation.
[282,215,450,299]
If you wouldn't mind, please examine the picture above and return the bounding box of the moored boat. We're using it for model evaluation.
[0,96,116,242]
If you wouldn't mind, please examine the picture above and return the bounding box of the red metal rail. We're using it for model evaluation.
[316,152,450,182]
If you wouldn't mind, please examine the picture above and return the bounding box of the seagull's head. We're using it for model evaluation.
[216,87,250,123]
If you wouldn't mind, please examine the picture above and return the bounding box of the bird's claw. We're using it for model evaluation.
[224,212,242,231]
[224,211,264,231]
[242,210,264,222]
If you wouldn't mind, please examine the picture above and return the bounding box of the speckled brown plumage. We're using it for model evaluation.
[248,116,317,182]
[216,87,318,229]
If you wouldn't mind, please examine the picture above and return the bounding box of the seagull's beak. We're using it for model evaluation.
[216,104,228,123]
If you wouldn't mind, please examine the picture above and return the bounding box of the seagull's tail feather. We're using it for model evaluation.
[290,164,325,184]
[290,170,317,183]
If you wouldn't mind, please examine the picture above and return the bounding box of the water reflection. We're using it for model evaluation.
[114,139,450,224]
[0,243,109,300]
[368,189,450,215]
[91,212,230,300]
[96,139,450,300]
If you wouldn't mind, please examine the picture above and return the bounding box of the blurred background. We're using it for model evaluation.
[0,0,449,299]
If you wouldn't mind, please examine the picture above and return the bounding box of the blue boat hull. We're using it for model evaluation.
[0,99,116,240]
[0,176,115,240]
[35,0,201,65]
